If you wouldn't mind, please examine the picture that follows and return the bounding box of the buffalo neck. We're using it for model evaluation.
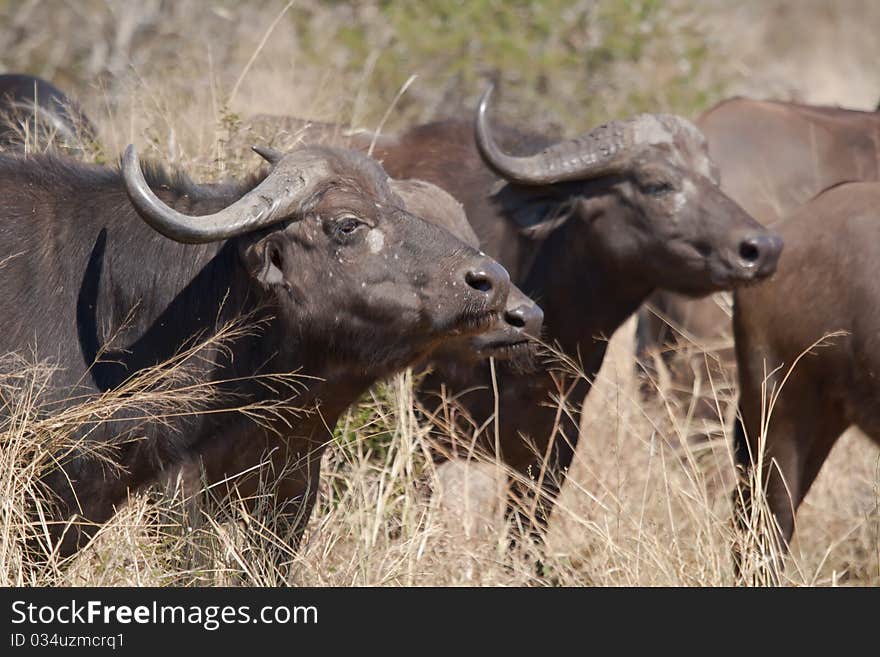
[515,211,653,380]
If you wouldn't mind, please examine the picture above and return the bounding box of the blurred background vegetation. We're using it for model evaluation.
[1,0,876,158]
[0,0,723,135]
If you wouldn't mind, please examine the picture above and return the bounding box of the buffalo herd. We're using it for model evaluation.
[0,71,877,584]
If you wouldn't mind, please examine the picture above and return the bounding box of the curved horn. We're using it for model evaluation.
[474,84,633,185]
[121,144,332,244]
[252,144,283,165]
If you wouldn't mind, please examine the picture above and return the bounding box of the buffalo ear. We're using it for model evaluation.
[494,182,576,240]
[508,200,575,241]
[241,238,286,289]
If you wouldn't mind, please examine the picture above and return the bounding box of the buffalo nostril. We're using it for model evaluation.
[505,301,543,335]
[504,307,527,329]
[462,259,510,312]
[731,233,783,278]
[465,269,493,293]
[739,239,761,264]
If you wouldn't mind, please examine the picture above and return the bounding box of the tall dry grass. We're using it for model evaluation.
[3,320,876,587]
[0,0,877,586]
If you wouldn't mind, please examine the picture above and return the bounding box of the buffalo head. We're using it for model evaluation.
[475,85,783,297]
[121,144,512,372]
[391,178,543,364]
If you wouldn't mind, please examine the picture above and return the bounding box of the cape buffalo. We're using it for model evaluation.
[641,97,880,439]
[177,176,544,528]
[255,86,784,535]
[0,143,512,558]
[0,73,95,153]
[732,181,880,583]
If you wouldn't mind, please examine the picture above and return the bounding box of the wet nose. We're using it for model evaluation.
[463,257,510,312]
[737,232,784,276]
[503,301,544,337]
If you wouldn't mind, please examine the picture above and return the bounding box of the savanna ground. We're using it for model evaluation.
[1,0,878,586]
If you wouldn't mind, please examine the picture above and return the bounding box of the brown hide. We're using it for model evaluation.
[732,181,880,580]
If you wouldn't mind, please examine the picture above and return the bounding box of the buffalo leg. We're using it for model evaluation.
[733,384,846,584]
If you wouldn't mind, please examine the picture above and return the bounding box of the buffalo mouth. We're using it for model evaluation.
[669,265,770,298]
[444,310,498,338]
[476,338,536,358]
[471,335,540,371]
[708,257,778,289]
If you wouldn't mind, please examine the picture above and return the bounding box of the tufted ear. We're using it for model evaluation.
[507,199,576,241]
[239,235,287,291]
[492,180,576,241]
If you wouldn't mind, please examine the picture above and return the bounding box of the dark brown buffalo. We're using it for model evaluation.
[641,97,880,439]
[0,144,512,557]
[250,87,785,535]
[732,181,880,582]
[0,73,95,153]
[176,177,545,529]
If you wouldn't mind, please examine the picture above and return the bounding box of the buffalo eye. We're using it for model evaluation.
[333,214,367,237]
[642,181,675,197]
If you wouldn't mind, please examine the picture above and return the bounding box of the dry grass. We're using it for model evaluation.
[0,0,878,587]
[6,320,876,587]
[0,314,311,587]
